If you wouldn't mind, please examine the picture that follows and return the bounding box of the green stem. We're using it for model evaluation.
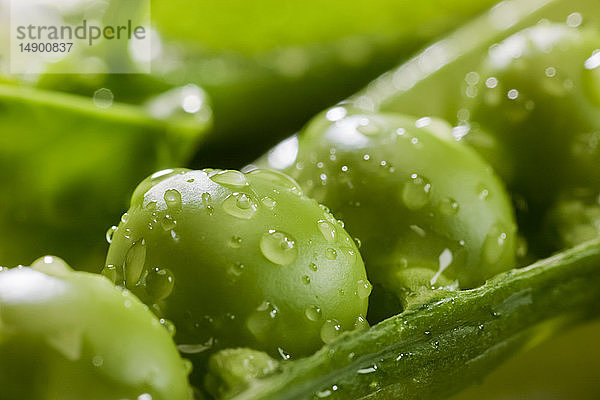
[231,238,600,399]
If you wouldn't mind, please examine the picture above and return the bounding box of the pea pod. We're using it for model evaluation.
[104,168,369,360]
[228,238,600,400]
[254,112,517,313]
[0,256,192,400]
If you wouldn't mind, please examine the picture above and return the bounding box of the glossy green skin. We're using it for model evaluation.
[463,24,600,250]
[0,84,210,271]
[104,168,369,359]
[0,257,192,400]
[256,113,516,306]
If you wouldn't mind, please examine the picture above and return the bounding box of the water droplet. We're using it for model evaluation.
[120,213,129,224]
[415,117,431,128]
[507,89,519,100]
[260,230,298,265]
[230,236,242,248]
[354,315,369,330]
[146,267,175,300]
[164,189,182,210]
[326,106,347,122]
[354,237,362,248]
[124,240,146,286]
[356,117,380,136]
[302,275,311,285]
[106,226,117,244]
[227,262,245,280]
[325,248,337,260]
[102,264,117,281]
[317,220,337,242]
[93,88,114,109]
[357,280,372,299]
[222,192,258,219]
[477,183,490,200]
[247,301,279,340]
[439,197,460,215]
[566,12,582,27]
[482,223,509,264]
[210,170,248,187]
[340,247,357,264]
[92,355,104,367]
[160,318,176,337]
[485,76,498,88]
[402,174,431,210]
[320,319,343,344]
[261,196,276,209]
[305,306,322,321]
[357,364,378,374]
[309,262,318,271]
[161,214,176,231]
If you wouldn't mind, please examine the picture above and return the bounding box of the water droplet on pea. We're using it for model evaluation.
[402,174,431,210]
[261,196,276,209]
[302,275,311,285]
[247,301,279,340]
[356,117,380,136]
[340,247,357,264]
[356,280,372,299]
[161,214,176,231]
[317,219,337,242]
[164,189,182,210]
[439,197,460,215]
[106,226,117,244]
[120,213,129,224]
[124,240,146,286]
[223,192,258,219]
[320,319,343,344]
[305,306,322,321]
[325,248,337,260]
[309,262,318,271]
[210,170,248,187]
[482,223,509,264]
[229,236,242,248]
[146,267,175,300]
[260,230,298,265]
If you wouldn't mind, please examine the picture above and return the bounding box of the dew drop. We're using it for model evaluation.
[309,262,318,271]
[354,237,362,248]
[439,197,460,215]
[247,301,279,340]
[124,240,146,286]
[164,189,182,210]
[302,275,311,285]
[354,315,369,330]
[357,280,372,299]
[230,236,242,248]
[260,230,298,265]
[320,319,343,344]
[261,196,276,209]
[340,247,357,264]
[317,220,337,243]
[146,267,175,300]
[161,214,176,231]
[356,117,380,136]
[223,193,258,219]
[402,174,431,210]
[325,248,337,260]
[106,226,117,244]
[305,306,322,321]
[120,213,129,224]
[482,223,509,264]
[160,318,176,337]
[210,170,248,187]
[101,264,117,282]
[227,262,245,280]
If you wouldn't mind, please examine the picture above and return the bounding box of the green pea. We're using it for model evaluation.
[104,168,369,359]
[462,23,600,250]
[255,112,516,309]
[0,256,192,400]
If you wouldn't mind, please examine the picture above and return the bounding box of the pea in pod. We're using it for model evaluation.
[0,256,192,400]
[104,168,369,360]
[254,112,517,312]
